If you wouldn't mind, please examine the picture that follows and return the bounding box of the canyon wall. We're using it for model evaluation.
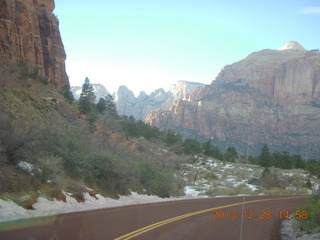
[146,43,320,157]
[0,0,69,87]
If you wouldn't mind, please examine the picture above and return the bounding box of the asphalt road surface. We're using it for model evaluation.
[0,195,309,240]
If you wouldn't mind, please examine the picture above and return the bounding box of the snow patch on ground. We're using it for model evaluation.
[184,186,198,198]
[0,192,179,223]
[17,161,34,173]
[247,183,259,191]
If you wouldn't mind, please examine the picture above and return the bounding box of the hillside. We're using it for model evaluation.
[0,0,189,206]
[182,158,320,197]
[146,42,320,158]
[0,63,194,199]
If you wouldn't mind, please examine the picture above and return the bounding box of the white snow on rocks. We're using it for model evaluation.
[17,161,34,173]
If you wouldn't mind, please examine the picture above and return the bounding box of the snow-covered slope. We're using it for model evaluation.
[181,158,318,198]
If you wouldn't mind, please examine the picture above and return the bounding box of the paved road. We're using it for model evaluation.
[0,195,308,240]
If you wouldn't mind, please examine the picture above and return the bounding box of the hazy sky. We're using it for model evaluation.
[54,0,320,96]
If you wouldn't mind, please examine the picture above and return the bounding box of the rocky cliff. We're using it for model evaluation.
[72,81,204,120]
[146,42,320,158]
[0,0,69,88]
[115,81,204,120]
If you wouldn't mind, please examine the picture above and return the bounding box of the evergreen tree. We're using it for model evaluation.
[203,140,213,156]
[163,129,182,146]
[182,138,202,155]
[105,94,117,114]
[306,179,312,190]
[259,144,271,168]
[279,151,293,169]
[224,146,238,162]
[272,151,282,168]
[248,155,259,165]
[212,146,224,161]
[96,95,117,114]
[79,77,96,114]
[128,115,135,122]
[96,97,107,113]
[293,155,305,169]
[62,85,75,103]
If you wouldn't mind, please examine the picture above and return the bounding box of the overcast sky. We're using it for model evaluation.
[54,0,320,96]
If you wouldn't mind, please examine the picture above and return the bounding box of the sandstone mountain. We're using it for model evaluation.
[115,86,173,120]
[146,42,320,158]
[0,0,69,88]
[71,81,204,120]
[114,81,204,120]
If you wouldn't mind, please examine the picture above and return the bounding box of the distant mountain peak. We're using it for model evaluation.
[278,41,306,51]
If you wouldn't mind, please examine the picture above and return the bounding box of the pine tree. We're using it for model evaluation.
[224,146,238,162]
[293,154,305,169]
[182,138,202,155]
[203,140,213,156]
[79,77,96,114]
[96,97,107,113]
[279,151,293,169]
[62,85,75,103]
[212,146,224,161]
[259,144,271,168]
[105,94,117,113]
[96,94,117,114]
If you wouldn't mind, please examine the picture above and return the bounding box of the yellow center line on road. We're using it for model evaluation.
[113,195,308,240]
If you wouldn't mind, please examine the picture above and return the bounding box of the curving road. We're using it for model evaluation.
[0,195,308,240]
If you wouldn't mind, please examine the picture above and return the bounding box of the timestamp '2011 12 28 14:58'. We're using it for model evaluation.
[211,210,308,220]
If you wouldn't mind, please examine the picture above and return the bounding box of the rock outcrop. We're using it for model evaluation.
[169,81,204,100]
[0,0,69,88]
[114,81,204,120]
[146,42,320,158]
[72,81,204,120]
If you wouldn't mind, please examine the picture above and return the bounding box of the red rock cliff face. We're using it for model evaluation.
[0,0,69,88]
[211,49,320,101]
[146,45,320,158]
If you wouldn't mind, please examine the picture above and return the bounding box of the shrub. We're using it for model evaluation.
[204,172,218,181]
[293,197,320,234]
[35,155,66,188]
[138,161,173,198]
[89,153,130,195]
[258,169,287,189]
[15,61,44,83]
[305,159,320,179]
